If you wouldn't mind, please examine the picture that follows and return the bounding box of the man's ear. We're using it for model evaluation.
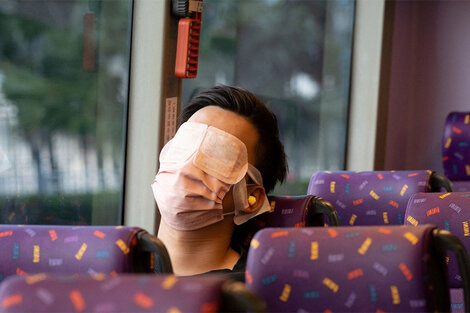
[243,185,266,213]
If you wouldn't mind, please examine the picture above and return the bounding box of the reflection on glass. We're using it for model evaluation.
[0,0,132,224]
[182,0,355,195]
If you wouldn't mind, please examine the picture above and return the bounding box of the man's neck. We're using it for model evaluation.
[157,218,240,276]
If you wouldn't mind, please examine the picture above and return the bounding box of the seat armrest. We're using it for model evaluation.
[430,172,453,192]
[220,280,266,313]
[308,196,340,226]
[434,229,470,313]
[134,231,173,274]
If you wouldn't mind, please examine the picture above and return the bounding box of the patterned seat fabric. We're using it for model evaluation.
[246,225,453,312]
[452,181,470,192]
[0,273,265,312]
[451,288,465,313]
[231,195,339,252]
[307,170,450,226]
[265,195,339,228]
[404,192,470,313]
[0,225,172,282]
[404,192,470,288]
[442,112,470,187]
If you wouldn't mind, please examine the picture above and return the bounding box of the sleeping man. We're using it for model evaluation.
[152,85,288,279]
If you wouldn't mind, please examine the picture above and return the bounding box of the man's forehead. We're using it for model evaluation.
[188,106,244,126]
[188,106,259,164]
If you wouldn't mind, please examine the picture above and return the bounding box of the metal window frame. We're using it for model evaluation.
[123,0,168,233]
[346,0,386,171]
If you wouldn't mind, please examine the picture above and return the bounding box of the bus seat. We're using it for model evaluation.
[442,112,470,192]
[0,273,266,313]
[231,195,339,252]
[404,191,470,312]
[452,288,466,313]
[307,170,452,226]
[245,225,470,312]
[0,225,173,282]
[265,195,340,228]
[452,181,470,192]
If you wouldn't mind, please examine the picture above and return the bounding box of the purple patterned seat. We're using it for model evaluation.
[452,181,470,192]
[443,112,470,192]
[451,288,465,313]
[0,225,172,282]
[232,195,339,252]
[0,273,265,312]
[307,170,452,226]
[265,195,340,228]
[246,225,470,312]
[404,191,470,312]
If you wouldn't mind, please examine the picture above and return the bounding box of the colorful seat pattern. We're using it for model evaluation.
[0,225,172,282]
[231,195,339,252]
[404,192,470,287]
[246,225,452,312]
[442,112,470,184]
[264,195,339,228]
[307,170,448,226]
[451,288,465,313]
[0,273,265,312]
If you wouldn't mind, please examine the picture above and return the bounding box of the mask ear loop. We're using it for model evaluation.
[225,171,254,218]
[232,177,249,212]
[220,179,250,217]
[231,165,271,225]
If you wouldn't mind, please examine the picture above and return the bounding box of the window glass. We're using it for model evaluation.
[182,0,355,195]
[0,0,133,224]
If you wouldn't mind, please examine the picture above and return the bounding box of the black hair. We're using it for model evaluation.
[180,85,288,193]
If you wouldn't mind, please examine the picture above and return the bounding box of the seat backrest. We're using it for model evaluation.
[265,195,339,228]
[246,225,456,312]
[404,191,470,288]
[450,181,470,192]
[0,273,265,313]
[0,225,172,282]
[307,170,450,226]
[451,288,465,313]
[404,193,470,313]
[231,195,339,252]
[442,112,470,181]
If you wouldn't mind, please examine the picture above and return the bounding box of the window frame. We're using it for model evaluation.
[123,0,169,233]
[346,0,385,171]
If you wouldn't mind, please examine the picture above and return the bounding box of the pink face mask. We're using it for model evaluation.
[151,122,271,231]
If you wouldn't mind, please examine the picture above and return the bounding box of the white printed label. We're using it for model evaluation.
[164,97,178,145]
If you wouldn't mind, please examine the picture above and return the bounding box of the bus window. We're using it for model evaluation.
[0,0,133,225]
[182,0,355,195]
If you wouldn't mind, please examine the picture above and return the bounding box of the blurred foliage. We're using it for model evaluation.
[0,0,131,224]
[0,191,120,225]
[182,0,355,195]
[183,0,337,195]
[0,10,97,137]
[0,0,131,142]
[271,179,310,197]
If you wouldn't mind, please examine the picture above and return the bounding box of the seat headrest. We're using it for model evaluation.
[442,112,470,181]
[0,225,172,280]
[246,225,447,312]
[405,191,470,287]
[0,274,227,312]
[308,170,433,225]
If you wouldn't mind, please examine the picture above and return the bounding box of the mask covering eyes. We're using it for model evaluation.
[151,122,272,231]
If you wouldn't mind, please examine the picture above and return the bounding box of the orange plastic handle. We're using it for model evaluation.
[175,18,201,78]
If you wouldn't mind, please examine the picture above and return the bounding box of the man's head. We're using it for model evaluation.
[180,85,288,193]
